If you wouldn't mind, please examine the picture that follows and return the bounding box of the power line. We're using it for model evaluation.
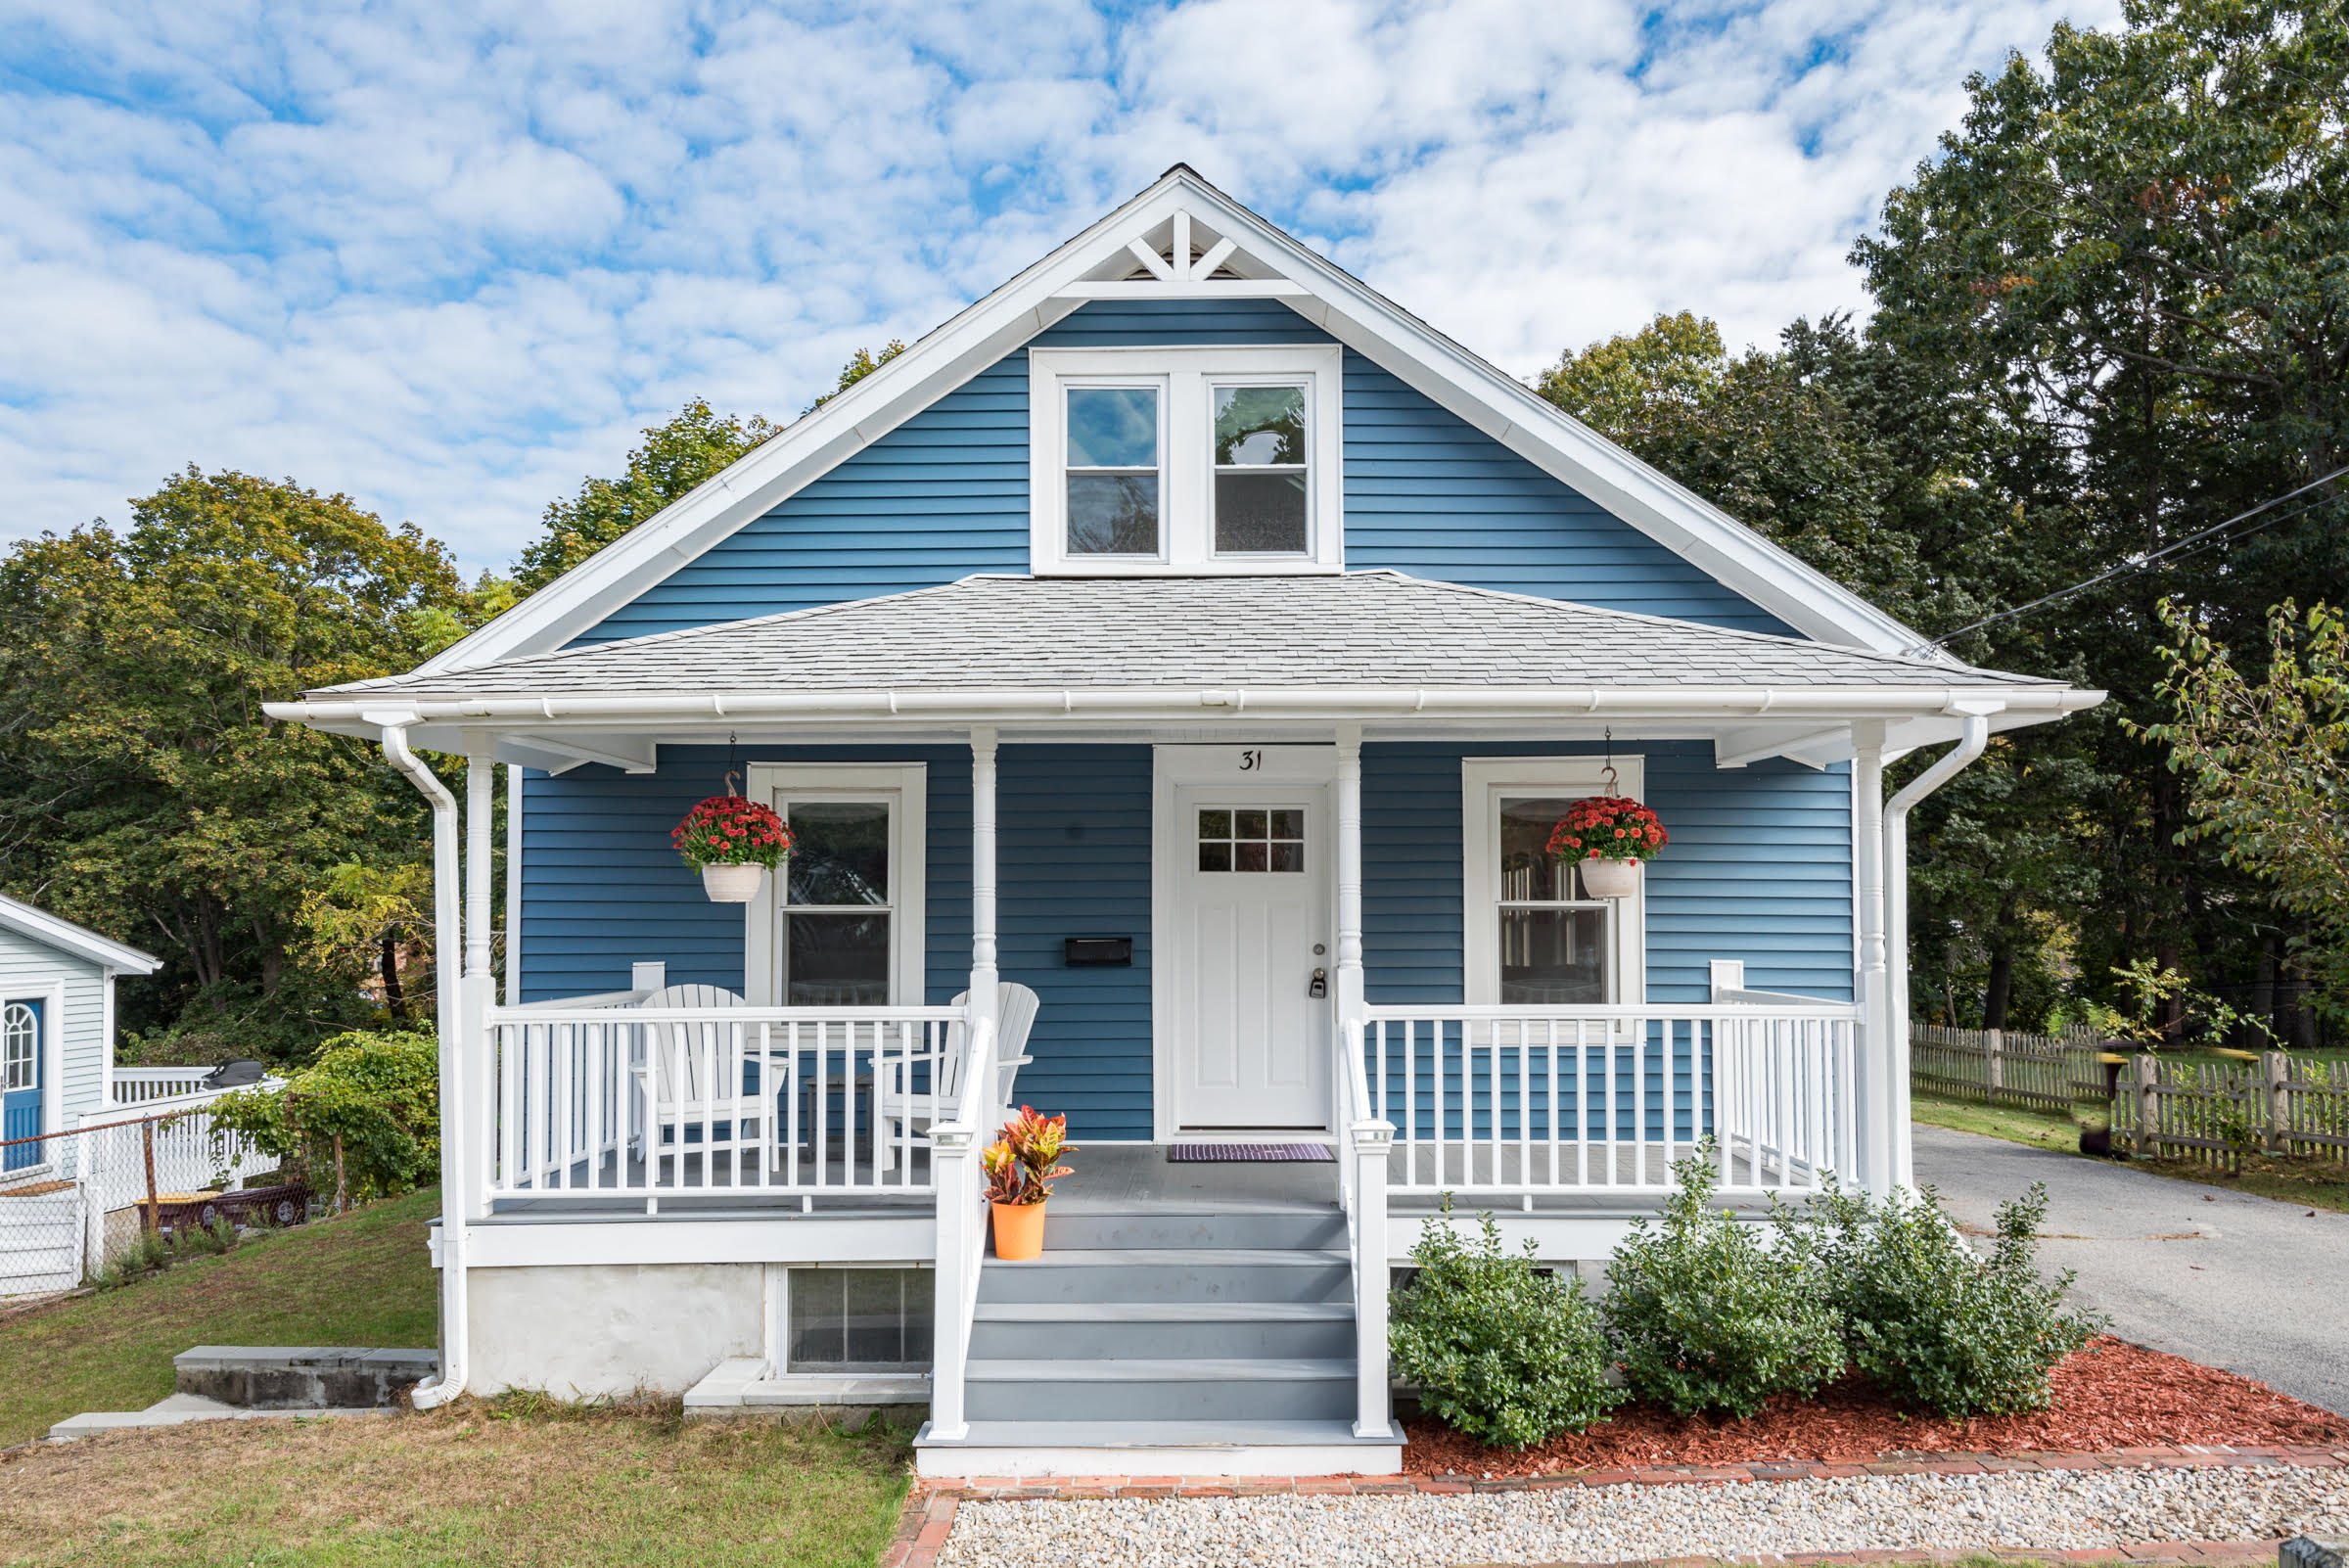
[1915,466,2349,653]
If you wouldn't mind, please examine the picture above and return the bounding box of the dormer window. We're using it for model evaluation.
[1031,346,1343,575]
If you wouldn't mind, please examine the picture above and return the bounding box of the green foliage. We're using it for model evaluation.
[207,1030,439,1207]
[1801,1180,2097,1417]
[806,340,908,414]
[1602,1152,1845,1419]
[515,399,780,591]
[2139,599,2349,1013]
[0,468,470,1061]
[1390,1205,1621,1449]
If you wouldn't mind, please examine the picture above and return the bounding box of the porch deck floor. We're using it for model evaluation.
[1049,1143,1340,1214]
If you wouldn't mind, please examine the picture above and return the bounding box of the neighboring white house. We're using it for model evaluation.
[0,893,160,1174]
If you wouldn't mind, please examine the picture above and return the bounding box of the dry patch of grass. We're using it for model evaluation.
[0,1395,910,1568]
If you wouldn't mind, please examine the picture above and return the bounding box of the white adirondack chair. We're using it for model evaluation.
[630,984,764,1179]
[876,982,1039,1164]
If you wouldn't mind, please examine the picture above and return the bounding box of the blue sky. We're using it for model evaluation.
[0,0,2116,576]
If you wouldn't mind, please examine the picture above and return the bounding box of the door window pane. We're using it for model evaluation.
[1067,387,1160,555]
[786,802,889,906]
[1500,907,1608,1004]
[1213,384,1308,554]
[786,913,891,1005]
[1197,805,1305,873]
[2,1003,31,1090]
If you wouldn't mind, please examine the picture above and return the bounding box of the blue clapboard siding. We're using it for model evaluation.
[993,745,1154,1139]
[1360,741,1854,1006]
[518,743,1157,1142]
[1340,355,1798,635]
[581,300,1788,640]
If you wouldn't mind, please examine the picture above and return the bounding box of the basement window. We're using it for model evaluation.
[785,1268,933,1371]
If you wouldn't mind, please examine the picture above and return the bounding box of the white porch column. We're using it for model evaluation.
[1334,723,1365,1028]
[503,763,524,1007]
[1850,721,1893,1196]
[968,727,1000,1039]
[463,747,497,1222]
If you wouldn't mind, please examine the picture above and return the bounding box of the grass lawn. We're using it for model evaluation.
[1911,1091,2349,1213]
[0,1397,911,1568]
[0,1186,440,1450]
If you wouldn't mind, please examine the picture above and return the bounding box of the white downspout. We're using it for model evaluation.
[1882,711,1994,1190]
[379,720,469,1408]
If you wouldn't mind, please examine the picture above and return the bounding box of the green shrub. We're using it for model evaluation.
[1802,1178,2096,1416]
[1603,1150,1845,1418]
[1390,1204,1622,1449]
[207,1029,439,1207]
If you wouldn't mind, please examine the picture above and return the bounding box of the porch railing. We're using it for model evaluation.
[484,1002,969,1200]
[1359,1002,1861,1195]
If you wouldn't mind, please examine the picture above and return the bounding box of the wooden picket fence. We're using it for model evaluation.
[1909,1023,2108,1112]
[2108,1053,2349,1172]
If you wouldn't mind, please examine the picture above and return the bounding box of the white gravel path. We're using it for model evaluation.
[936,1465,2349,1567]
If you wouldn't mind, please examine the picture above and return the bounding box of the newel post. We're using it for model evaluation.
[928,1121,976,1442]
[1350,1111,1395,1441]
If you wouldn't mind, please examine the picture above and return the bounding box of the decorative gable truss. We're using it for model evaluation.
[419,166,1939,679]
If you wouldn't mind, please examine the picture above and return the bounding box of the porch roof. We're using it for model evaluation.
[317,572,2056,700]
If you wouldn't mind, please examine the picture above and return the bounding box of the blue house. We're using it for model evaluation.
[275,167,2098,1476]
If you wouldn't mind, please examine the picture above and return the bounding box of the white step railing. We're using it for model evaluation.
[485,1004,969,1200]
[1360,1003,1860,1194]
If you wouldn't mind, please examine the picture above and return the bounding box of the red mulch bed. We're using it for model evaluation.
[1404,1337,2349,1476]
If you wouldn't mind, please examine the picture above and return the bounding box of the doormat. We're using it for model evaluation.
[1167,1142,1334,1163]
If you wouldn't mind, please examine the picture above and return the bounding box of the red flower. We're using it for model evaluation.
[1546,795,1667,865]
[675,796,794,871]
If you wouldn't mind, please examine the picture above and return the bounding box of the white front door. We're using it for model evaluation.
[1169,776,1331,1131]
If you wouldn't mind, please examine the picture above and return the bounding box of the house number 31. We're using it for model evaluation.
[1238,749,1263,771]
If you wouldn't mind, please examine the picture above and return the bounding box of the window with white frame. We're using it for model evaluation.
[1461,760,1645,1007]
[785,1267,934,1371]
[744,764,928,1008]
[1030,346,1344,575]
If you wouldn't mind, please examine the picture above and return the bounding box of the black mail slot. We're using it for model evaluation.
[1064,936,1132,967]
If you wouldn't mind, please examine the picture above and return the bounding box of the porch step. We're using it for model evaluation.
[964,1358,1356,1422]
[969,1300,1354,1360]
[1041,1208,1345,1251]
[914,1418,1401,1479]
[978,1248,1351,1305]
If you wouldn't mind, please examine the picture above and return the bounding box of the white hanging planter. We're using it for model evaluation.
[1576,856,1642,899]
[700,863,765,903]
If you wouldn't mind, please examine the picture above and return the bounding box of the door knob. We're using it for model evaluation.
[1308,967,1328,999]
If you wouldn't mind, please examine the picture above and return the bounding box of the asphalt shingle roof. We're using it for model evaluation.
[318,573,2054,700]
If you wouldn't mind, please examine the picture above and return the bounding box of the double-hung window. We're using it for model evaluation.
[744,764,928,1007]
[1461,760,1645,1006]
[1031,346,1343,574]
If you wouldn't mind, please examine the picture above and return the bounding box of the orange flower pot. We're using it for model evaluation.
[990,1199,1046,1261]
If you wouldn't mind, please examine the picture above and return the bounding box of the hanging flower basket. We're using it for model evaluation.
[1548,796,1667,900]
[672,795,793,904]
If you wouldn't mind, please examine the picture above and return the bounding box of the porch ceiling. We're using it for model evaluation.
[274,574,2097,769]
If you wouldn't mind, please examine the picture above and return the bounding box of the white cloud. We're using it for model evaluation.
[0,0,2119,575]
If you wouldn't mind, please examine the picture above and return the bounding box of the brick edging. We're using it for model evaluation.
[882,1445,2349,1568]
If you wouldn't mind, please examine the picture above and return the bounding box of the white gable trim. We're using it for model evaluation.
[0,894,161,974]
[424,168,1933,673]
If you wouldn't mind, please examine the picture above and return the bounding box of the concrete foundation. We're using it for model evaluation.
[466,1263,764,1397]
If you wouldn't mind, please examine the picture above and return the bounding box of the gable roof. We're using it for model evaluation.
[0,893,161,974]
[320,573,2053,701]
[420,166,1942,674]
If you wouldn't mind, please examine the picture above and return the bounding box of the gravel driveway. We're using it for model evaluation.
[1914,1123,2349,1414]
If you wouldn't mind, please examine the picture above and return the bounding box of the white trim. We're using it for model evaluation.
[1029,346,1345,576]
[1460,758,1646,1008]
[410,170,1934,671]
[463,1215,937,1268]
[0,895,160,974]
[1150,744,1340,1140]
[742,763,928,1007]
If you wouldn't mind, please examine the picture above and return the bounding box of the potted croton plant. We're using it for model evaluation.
[982,1105,1076,1262]
[671,795,794,903]
[1548,795,1667,899]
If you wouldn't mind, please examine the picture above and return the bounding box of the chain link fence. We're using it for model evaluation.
[0,1100,303,1301]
